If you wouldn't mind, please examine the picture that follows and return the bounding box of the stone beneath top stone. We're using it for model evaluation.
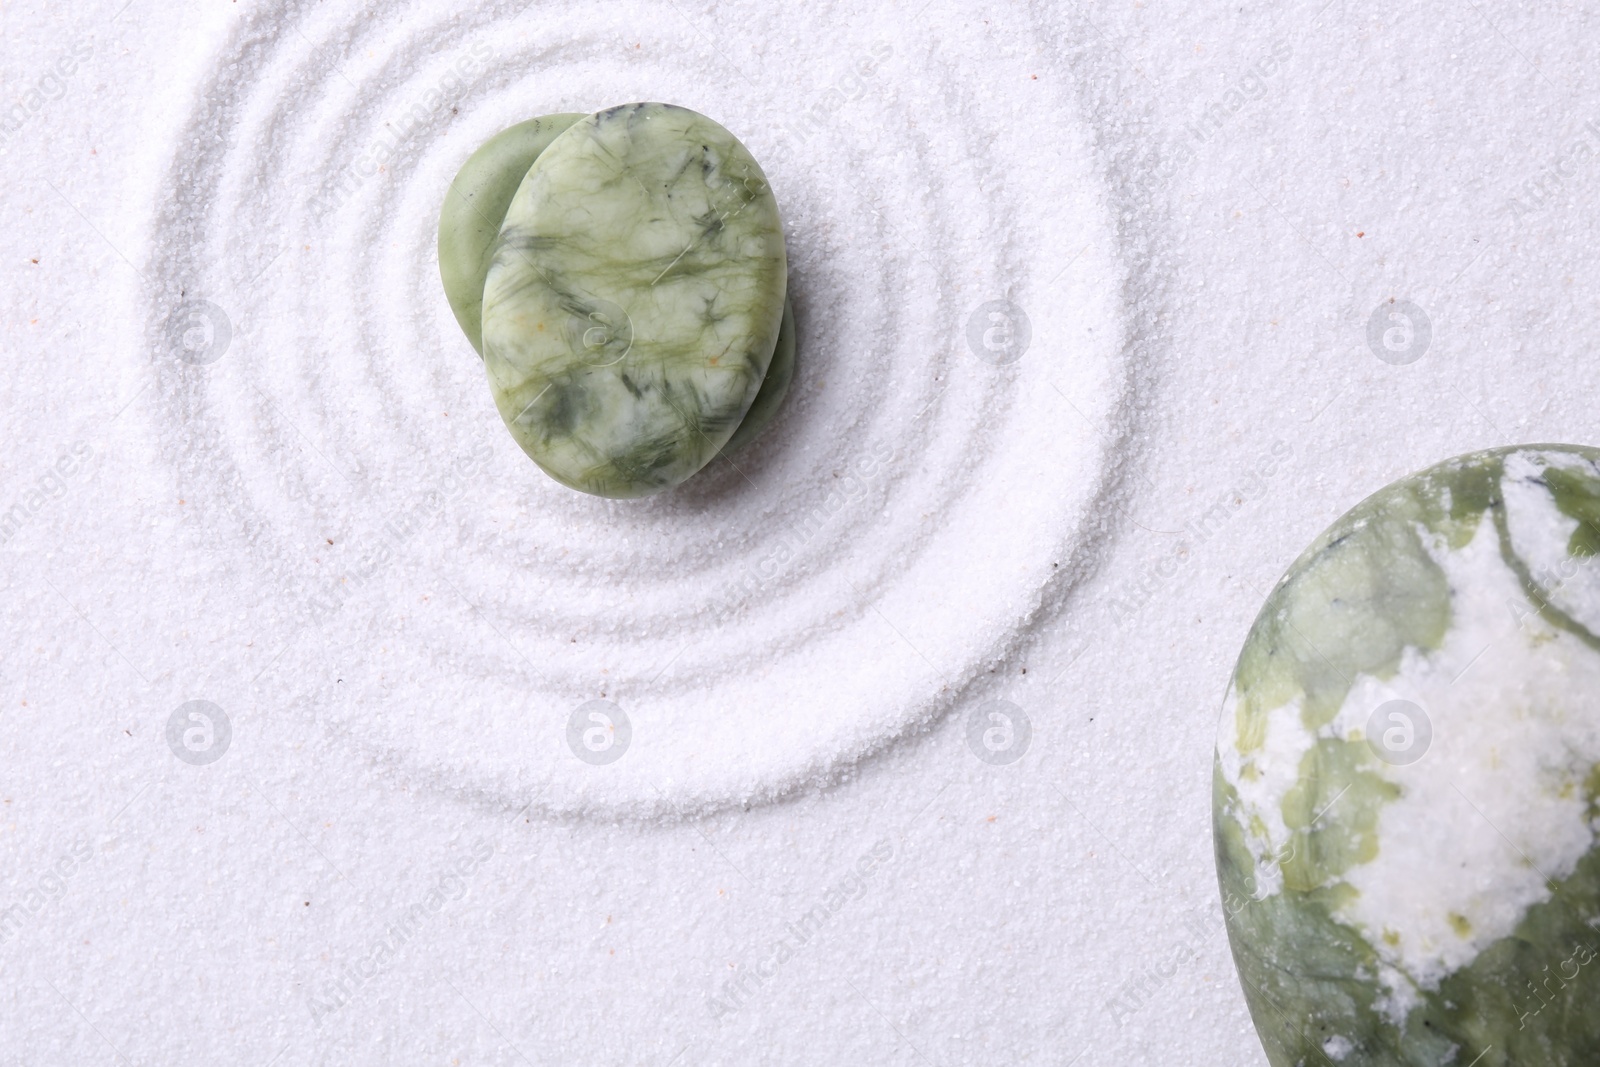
[722,296,795,455]
[438,114,583,354]
[480,102,786,498]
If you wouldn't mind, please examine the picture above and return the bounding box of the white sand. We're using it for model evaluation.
[2,0,1597,1062]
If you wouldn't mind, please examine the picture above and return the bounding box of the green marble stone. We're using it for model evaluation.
[437,111,797,461]
[438,114,584,354]
[1214,445,1600,1067]
[479,102,786,498]
[437,108,794,483]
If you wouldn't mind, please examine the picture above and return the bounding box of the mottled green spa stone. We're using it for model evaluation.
[480,103,786,498]
[438,114,584,354]
[437,112,795,456]
[1215,445,1600,1067]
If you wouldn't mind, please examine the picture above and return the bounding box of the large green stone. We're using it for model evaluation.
[1215,445,1600,1067]
[479,103,787,498]
[437,111,795,461]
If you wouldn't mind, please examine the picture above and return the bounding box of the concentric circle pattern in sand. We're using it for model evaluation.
[139,0,1134,818]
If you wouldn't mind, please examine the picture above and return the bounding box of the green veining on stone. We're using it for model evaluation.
[1546,464,1600,558]
[1277,738,1398,892]
[438,114,584,354]
[722,296,795,455]
[1231,469,1457,752]
[480,102,786,498]
[1216,444,1600,1067]
[1491,497,1600,654]
[1220,761,1600,1066]
[437,111,797,463]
